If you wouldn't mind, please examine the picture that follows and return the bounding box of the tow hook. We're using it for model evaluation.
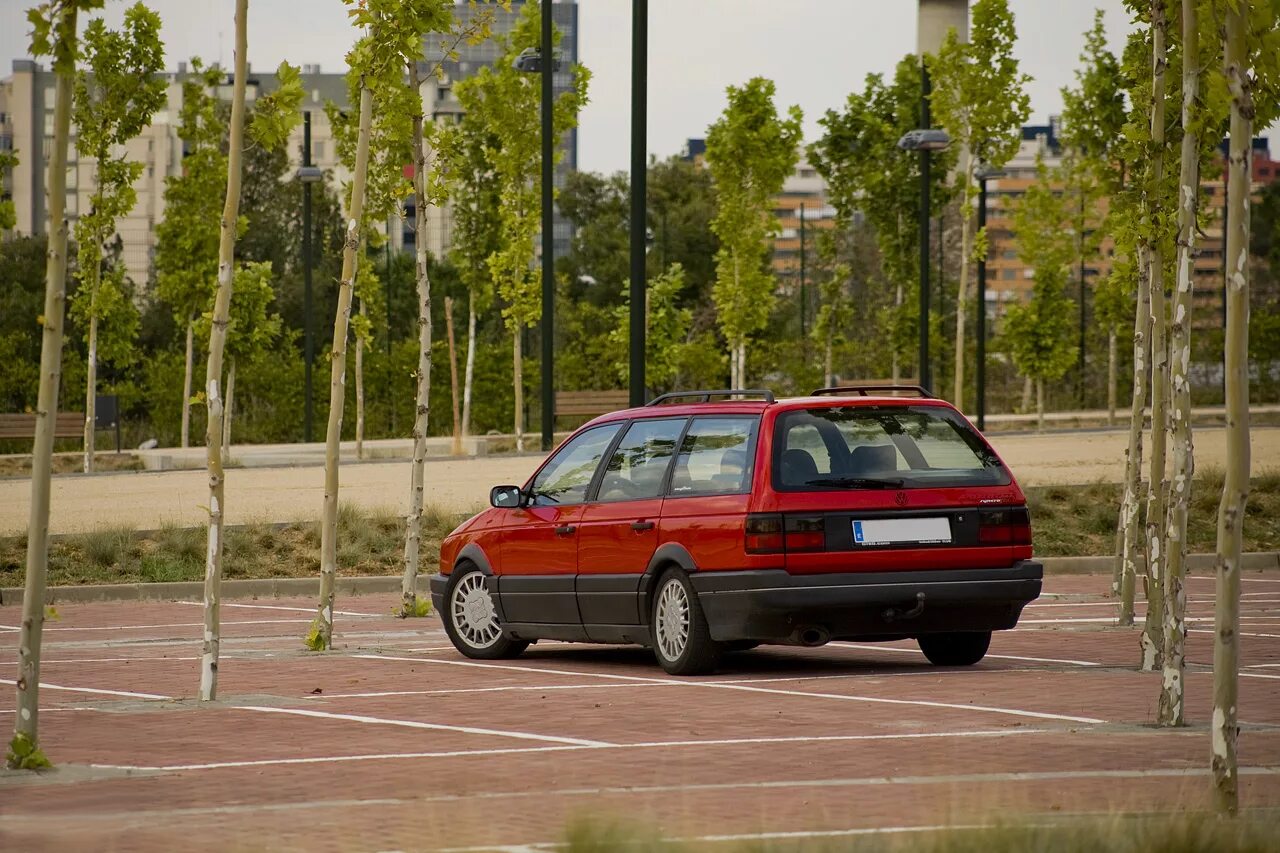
[883,592,926,623]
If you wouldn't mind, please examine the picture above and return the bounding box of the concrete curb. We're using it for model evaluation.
[3,552,1276,606]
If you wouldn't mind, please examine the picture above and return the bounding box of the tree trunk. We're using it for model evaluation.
[513,328,524,452]
[1117,246,1152,627]
[199,0,248,702]
[1107,328,1118,426]
[446,296,462,455]
[825,332,834,389]
[315,84,373,652]
[83,312,98,473]
[222,358,236,457]
[401,58,435,617]
[355,302,366,461]
[1158,0,1199,728]
[1140,0,1170,674]
[1212,4,1251,814]
[952,161,976,410]
[181,320,194,449]
[892,278,903,385]
[1020,374,1033,413]
[1036,378,1044,432]
[461,294,477,444]
[11,13,77,765]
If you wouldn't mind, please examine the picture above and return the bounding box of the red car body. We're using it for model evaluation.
[432,388,1042,674]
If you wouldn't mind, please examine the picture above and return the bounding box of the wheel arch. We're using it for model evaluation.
[638,543,698,626]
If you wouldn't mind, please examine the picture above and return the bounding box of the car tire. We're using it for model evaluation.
[441,564,529,660]
[917,631,992,666]
[651,568,722,675]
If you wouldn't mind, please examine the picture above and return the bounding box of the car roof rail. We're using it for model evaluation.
[645,388,777,406]
[810,385,935,398]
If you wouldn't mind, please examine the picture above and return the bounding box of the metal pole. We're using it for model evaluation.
[629,0,648,407]
[1078,191,1086,408]
[302,111,314,444]
[977,177,987,430]
[799,202,807,340]
[918,63,931,392]
[540,0,555,450]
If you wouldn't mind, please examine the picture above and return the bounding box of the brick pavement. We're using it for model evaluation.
[0,571,1278,851]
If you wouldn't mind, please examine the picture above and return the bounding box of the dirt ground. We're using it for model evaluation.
[1,427,1277,535]
[0,571,1278,850]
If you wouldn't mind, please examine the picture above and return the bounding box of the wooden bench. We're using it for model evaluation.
[554,390,631,419]
[0,412,85,441]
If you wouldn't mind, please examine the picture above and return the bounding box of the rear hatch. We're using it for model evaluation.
[751,402,1031,573]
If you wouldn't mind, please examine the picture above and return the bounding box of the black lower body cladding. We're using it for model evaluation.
[690,561,1043,644]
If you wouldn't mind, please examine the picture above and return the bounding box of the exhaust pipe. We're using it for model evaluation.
[798,626,830,647]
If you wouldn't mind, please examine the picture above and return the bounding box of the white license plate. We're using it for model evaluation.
[852,517,951,545]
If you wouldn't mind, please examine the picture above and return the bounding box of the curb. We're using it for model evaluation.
[3,552,1277,606]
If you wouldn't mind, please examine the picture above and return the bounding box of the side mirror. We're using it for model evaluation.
[490,485,523,508]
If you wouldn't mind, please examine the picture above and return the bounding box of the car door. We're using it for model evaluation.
[496,423,621,626]
[576,417,686,627]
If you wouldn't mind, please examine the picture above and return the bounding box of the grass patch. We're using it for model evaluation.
[0,505,475,588]
[0,452,144,478]
[1026,469,1280,557]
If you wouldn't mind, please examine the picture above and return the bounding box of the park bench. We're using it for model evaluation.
[554,390,631,420]
[0,412,85,442]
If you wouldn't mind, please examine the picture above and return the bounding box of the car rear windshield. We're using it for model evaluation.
[772,405,1011,491]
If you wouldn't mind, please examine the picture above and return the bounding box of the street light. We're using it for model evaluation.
[897,115,951,394]
[295,111,324,444]
[629,0,648,407]
[975,165,1006,431]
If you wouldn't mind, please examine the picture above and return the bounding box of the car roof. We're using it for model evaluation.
[582,394,954,428]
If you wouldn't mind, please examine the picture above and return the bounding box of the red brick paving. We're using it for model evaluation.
[1,572,1278,851]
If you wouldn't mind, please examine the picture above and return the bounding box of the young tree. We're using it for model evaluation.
[70,4,165,473]
[199,0,301,700]
[9,0,103,772]
[930,0,1031,410]
[453,0,588,450]
[607,263,694,390]
[705,77,802,387]
[0,150,17,232]
[1212,0,1280,814]
[155,60,225,450]
[813,259,853,387]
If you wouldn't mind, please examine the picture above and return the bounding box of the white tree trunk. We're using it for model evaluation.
[315,84,373,651]
[11,22,77,763]
[1139,0,1170,674]
[222,358,235,458]
[1020,374,1033,413]
[952,162,976,410]
[181,320,194,449]
[1117,246,1152,627]
[513,328,525,452]
[892,278,903,385]
[83,312,98,473]
[199,0,248,702]
[1158,0,1198,728]
[1036,378,1044,432]
[1212,5,1251,814]
[446,296,462,456]
[355,303,366,461]
[401,60,434,616]
[1107,329,1118,426]
[461,295,477,444]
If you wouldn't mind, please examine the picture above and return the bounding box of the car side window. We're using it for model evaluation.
[596,418,685,502]
[529,424,622,506]
[668,416,758,497]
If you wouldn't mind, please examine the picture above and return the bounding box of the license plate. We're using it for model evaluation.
[852,517,951,545]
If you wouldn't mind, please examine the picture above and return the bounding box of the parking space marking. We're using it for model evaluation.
[0,678,171,701]
[832,642,1103,668]
[352,654,1106,724]
[174,601,380,618]
[34,619,314,632]
[1240,672,1280,681]
[237,705,613,746]
[0,656,201,666]
[87,727,1051,773]
[311,683,666,699]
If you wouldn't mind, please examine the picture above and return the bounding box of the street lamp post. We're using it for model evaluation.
[629,0,648,407]
[897,121,951,394]
[296,111,324,444]
[975,166,1005,430]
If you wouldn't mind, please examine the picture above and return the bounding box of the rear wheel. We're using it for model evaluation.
[651,569,722,675]
[442,565,529,660]
[917,631,991,666]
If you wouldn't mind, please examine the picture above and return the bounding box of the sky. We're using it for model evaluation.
[1,0,1147,175]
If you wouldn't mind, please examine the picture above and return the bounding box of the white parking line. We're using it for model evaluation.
[174,601,381,618]
[1240,672,1280,681]
[352,654,1106,725]
[0,678,171,701]
[34,619,314,632]
[236,705,609,747]
[1189,629,1280,640]
[832,642,1102,668]
[0,656,200,665]
[1187,576,1280,584]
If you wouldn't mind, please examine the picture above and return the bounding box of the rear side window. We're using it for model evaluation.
[596,418,685,502]
[669,416,759,497]
[773,406,1010,491]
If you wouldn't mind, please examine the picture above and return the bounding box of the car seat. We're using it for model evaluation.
[848,444,897,475]
[781,448,819,487]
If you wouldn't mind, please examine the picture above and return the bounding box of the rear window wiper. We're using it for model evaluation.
[805,476,905,489]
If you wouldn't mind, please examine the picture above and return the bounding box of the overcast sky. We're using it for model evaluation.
[2,0,1150,174]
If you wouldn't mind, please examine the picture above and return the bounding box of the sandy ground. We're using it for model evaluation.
[1,426,1276,535]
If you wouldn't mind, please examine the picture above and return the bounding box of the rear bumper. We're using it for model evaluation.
[691,561,1043,643]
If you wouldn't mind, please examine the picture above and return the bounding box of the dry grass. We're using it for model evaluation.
[0,504,476,588]
[0,452,144,478]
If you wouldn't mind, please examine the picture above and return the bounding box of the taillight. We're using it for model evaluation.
[745,513,784,554]
[979,507,1032,545]
[784,516,826,552]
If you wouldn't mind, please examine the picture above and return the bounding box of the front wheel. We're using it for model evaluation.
[651,569,722,675]
[917,631,991,666]
[442,565,529,660]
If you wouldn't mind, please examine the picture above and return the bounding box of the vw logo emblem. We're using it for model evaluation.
[894,491,908,507]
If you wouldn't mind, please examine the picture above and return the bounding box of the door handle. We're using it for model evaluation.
[554,525,576,536]
[630,520,655,531]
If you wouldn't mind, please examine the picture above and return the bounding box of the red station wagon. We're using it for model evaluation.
[431,387,1042,675]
